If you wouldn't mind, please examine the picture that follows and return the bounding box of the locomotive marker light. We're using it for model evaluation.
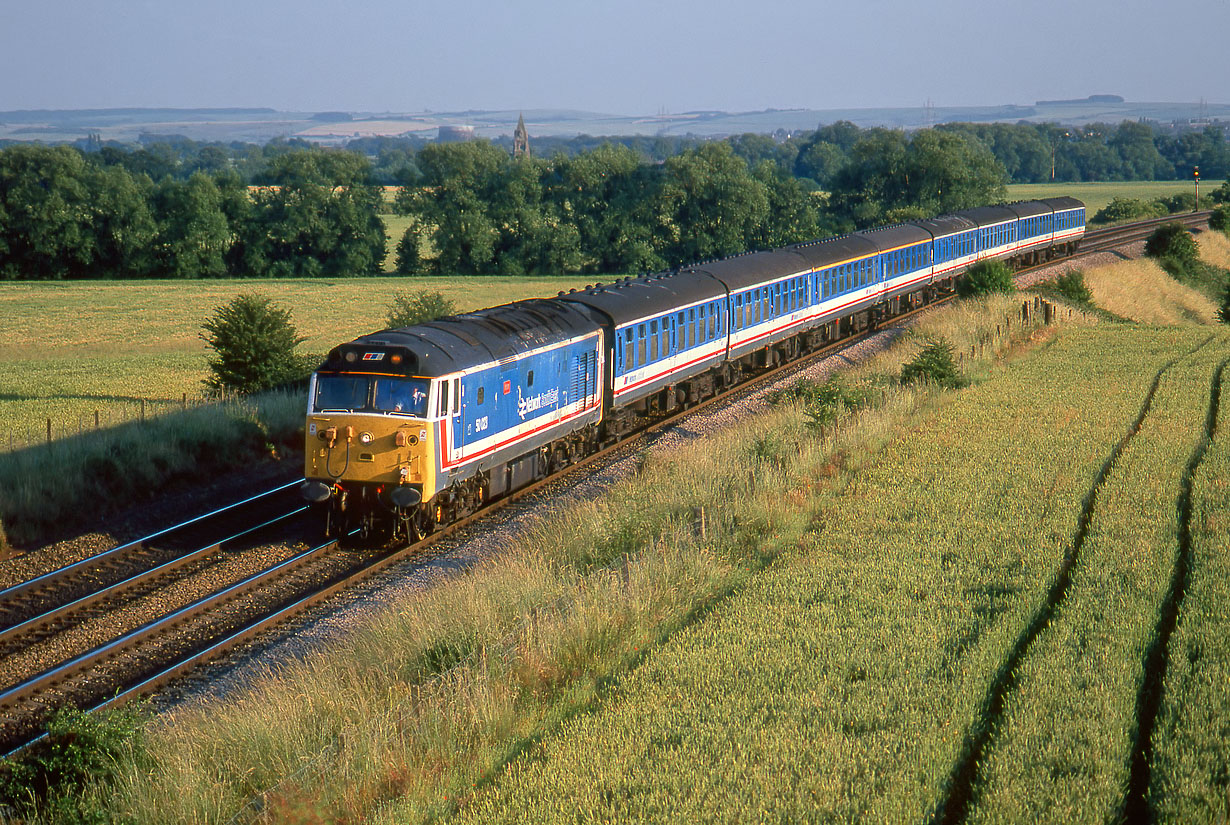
[359,431,374,444]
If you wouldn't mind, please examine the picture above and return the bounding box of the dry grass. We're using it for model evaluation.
[1083,259,1217,325]
[1198,229,1230,271]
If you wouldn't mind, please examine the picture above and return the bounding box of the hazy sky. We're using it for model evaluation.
[1,0,1225,114]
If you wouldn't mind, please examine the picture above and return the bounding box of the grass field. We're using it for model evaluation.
[0,276,593,449]
[1006,181,1218,217]
[441,327,1225,824]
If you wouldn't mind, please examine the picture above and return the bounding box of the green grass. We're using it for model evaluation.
[1150,364,1230,822]
[444,326,1209,824]
[0,275,594,449]
[16,296,1074,824]
[967,336,1226,822]
[1007,181,1218,217]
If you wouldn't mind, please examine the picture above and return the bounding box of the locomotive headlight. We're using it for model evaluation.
[359,431,374,444]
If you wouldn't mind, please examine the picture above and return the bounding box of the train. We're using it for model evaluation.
[300,197,1085,541]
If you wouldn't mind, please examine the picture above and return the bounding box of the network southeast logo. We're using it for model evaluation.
[517,386,560,420]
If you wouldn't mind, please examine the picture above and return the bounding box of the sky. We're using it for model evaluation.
[1,0,1226,115]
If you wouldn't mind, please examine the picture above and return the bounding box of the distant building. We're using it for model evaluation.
[437,124,476,142]
[513,113,530,159]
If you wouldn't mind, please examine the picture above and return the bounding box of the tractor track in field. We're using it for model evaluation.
[1122,356,1229,823]
[930,335,1215,825]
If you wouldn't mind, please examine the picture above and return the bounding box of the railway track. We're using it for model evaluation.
[0,211,1208,758]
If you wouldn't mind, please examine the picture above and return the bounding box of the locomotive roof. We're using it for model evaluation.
[317,298,597,378]
[554,269,726,326]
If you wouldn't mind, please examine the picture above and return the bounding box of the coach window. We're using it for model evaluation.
[708,304,717,338]
[661,321,669,357]
[649,320,659,361]
[477,386,485,405]
[624,329,633,373]
[637,324,646,365]
[527,370,534,388]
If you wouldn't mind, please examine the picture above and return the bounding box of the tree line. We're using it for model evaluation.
[2,119,1228,279]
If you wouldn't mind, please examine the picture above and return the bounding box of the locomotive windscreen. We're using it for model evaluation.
[314,375,431,417]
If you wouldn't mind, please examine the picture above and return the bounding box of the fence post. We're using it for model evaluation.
[182,393,187,409]
[141,399,146,422]
[46,418,51,445]
[94,410,100,429]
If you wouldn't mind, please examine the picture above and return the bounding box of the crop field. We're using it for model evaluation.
[433,327,1230,823]
[0,276,591,448]
[1006,181,1218,216]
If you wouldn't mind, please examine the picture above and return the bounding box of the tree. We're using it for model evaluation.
[0,145,96,279]
[151,173,231,278]
[385,290,456,327]
[396,141,508,274]
[201,294,306,395]
[658,142,770,264]
[240,149,386,277]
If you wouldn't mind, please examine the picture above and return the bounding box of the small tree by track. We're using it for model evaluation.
[201,293,306,395]
[385,290,456,328]
[958,260,1016,298]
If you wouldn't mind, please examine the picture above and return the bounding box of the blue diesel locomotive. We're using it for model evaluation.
[301,197,1084,540]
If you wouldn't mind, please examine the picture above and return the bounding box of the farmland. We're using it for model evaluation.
[1006,181,1217,217]
[0,276,592,448]
[438,326,1229,824]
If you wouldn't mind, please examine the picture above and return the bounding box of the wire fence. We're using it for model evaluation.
[1,392,237,453]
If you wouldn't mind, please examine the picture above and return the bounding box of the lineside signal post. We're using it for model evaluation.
[1194,166,1200,212]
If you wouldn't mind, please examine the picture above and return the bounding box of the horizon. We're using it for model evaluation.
[1,0,1226,115]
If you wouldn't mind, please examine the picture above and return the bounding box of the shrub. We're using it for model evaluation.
[900,334,964,389]
[0,704,146,818]
[201,293,306,396]
[1209,205,1230,233]
[768,376,877,430]
[385,290,456,328]
[1091,197,1165,225]
[1218,284,1230,324]
[958,260,1016,298]
[1153,192,1212,215]
[1053,269,1093,306]
[1145,223,1199,264]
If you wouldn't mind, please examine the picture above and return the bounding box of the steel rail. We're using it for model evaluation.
[0,506,309,649]
[0,479,304,616]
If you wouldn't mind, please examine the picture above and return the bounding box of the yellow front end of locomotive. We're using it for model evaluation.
[304,413,436,501]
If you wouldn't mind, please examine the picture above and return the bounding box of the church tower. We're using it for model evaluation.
[513,113,531,160]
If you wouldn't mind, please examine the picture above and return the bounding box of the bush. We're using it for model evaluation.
[0,704,146,818]
[1053,269,1093,306]
[1209,205,1230,233]
[201,293,306,396]
[1218,284,1230,324]
[1091,197,1166,225]
[768,376,877,430]
[900,334,964,389]
[385,290,456,328]
[958,260,1016,298]
[1144,223,1199,264]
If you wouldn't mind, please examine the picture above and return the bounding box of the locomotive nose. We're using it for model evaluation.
[300,480,332,503]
